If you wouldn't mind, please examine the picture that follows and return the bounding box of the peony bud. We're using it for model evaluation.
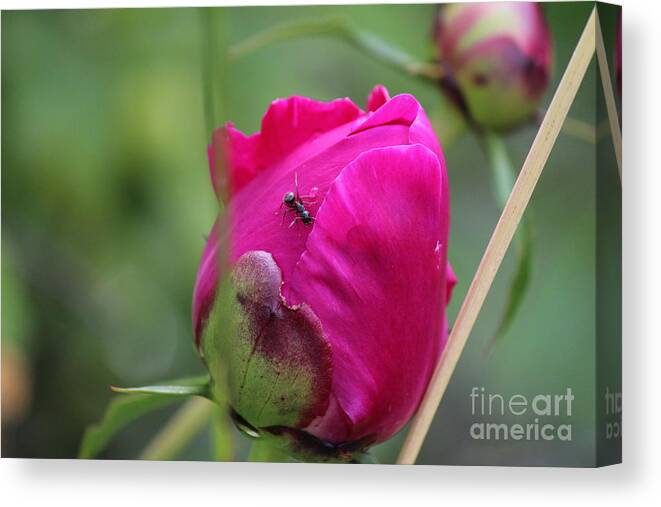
[193,86,456,461]
[434,2,552,130]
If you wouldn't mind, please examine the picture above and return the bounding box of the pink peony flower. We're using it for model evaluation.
[434,2,552,130]
[193,86,455,460]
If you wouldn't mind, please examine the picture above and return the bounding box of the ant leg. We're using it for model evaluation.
[281,207,294,226]
[294,172,299,196]
[289,216,299,228]
[299,195,317,204]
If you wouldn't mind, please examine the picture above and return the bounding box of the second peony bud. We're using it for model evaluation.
[434,2,553,130]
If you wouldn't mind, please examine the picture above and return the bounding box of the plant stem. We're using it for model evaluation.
[210,405,234,461]
[247,439,290,463]
[200,6,231,209]
[228,16,441,82]
[139,397,213,461]
[200,7,230,140]
[561,115,597,143]
[345,28,441,80]
[482,131,516,209]
[538,107,597,144]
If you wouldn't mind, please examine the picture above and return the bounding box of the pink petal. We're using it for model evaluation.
[195,119,417,348]
[353,93,444,162]
[409,105,445,161]
[209,96,362,198]
[228,123,412,296]
[285,144,451,444]
[446,262,458,303]
[366,85,390,112]
[192,220,221,346]
[350,94,420,135]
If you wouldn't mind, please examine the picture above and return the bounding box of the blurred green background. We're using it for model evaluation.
[1,2,620,464]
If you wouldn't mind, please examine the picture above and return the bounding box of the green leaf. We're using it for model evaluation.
[481,131,534,346]
[78,375,210,459]
[110,382,209,398]
[492,221,534,346]
[79,394,178,459]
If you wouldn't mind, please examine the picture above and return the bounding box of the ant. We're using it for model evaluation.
[280,173,317,227]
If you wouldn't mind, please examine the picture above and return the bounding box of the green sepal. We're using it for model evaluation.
[227,409,377,463]
[110,375,211,398]
[200,251,332,431]
[252,427,377,464]
[78,375,210,459]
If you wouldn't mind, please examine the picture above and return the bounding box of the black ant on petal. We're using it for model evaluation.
[280,173,317,227]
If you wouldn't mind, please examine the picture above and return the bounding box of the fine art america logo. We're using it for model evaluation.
[604,387,622,440]
[469,387,574,441]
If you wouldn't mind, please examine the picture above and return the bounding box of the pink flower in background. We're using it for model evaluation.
[434,2,552,130]
[193,86,455,459]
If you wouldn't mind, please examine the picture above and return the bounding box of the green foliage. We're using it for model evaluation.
[78,375,210,459]
[79,394,179,459]
[110,376,210,397]
[482,131,535,345]
[492,221,534,347]
[228,15,440,81]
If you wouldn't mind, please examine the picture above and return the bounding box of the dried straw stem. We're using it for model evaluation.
[396,8,599,465]
[595,9,622,178]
